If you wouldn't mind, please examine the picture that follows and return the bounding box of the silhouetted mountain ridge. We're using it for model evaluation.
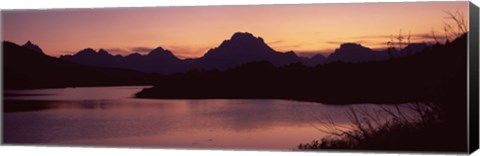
[3,41,156,89]
[53,32,430,74]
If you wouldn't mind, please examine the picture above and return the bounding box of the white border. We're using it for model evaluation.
[1,0,479,156]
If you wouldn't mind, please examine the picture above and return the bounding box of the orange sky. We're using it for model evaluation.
[2,1,469,58]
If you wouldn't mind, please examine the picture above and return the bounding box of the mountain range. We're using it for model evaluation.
[60,47,187,74]
[3,41,155,89]
[23,32,429,74]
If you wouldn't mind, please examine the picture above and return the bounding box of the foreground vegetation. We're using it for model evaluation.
[298,101,466,152]
[296,34,468,152]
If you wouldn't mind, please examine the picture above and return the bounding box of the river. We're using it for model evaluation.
[3,86,413,150]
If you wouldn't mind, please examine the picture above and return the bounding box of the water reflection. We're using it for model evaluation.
[3,86,417,150]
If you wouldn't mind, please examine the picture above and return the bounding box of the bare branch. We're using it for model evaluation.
[431,28,439,44]
[396,29,404,49]
[444,10,468,36]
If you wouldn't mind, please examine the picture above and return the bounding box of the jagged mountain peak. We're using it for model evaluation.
[227,32,265,44]
[231,32,261,40]
[97,49,113,56]
[151,46,166,52]
[147,47,178,59]
[98,48,109,53]
[148,47,168,55]
[22,40,44,54]
[198,32,302,70]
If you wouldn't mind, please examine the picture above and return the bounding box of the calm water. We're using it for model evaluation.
[3,86,414,150]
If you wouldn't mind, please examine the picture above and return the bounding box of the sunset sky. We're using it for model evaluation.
[2,1,469,58]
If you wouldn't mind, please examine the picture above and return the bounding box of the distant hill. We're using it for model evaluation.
[3,41,156,89]
[309,54,328,65]
[327,43,388,63]
[326,42,429,63]
[390,43,429,57]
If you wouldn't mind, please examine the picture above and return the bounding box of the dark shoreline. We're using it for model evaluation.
[134,92,418,105]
